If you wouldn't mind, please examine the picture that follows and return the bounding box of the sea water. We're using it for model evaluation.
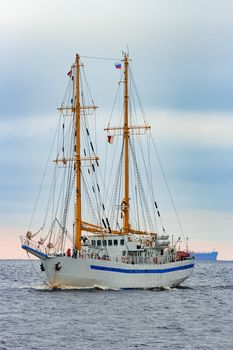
[0,259,232,349]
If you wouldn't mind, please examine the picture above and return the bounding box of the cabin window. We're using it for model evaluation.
[108,240,112,246]
[103,240,107,246]
[97,240,101,246]
[91,240,96,246]
[120,239,124,246]
[161,249,164,256]
[113,239,118,246]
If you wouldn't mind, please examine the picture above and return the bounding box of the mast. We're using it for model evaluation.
[75,54,82,250]
[123,53,130,234]
[104,53,151,235]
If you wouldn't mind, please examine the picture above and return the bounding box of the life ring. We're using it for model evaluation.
[153,257,158,264]
[122,257,128,263]
[145,240,152,248]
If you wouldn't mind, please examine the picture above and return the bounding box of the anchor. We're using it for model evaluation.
[55,262,62,271]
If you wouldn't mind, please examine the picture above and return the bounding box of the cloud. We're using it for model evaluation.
[1,0,233,258]
[0,114,56,139]
[143,110,233,213]
[1,0,233,118]
[0,115,57,225]
[150,110,233,148]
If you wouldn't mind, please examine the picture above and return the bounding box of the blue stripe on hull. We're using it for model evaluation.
[90,263,194,274]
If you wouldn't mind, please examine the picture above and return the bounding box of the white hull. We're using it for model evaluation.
[42,256,194,289]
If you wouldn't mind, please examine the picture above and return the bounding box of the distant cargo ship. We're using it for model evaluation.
[192,251,218,261]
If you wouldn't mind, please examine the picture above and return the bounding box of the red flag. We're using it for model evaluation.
[107,135,114,144]
[67,69,72,77]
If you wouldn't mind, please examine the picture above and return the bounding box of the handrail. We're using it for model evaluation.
[20,235,192,265]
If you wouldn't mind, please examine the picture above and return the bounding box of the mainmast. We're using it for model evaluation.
[104,52,151,235]
[75,54,81,250]
[123,53,130,234]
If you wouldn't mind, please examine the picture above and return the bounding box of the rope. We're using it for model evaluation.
[109,142,124,228]
[80,55,121,61]
[130,139,154,232]
[150,132,188,244]
[28,115,61,231]
[27,252,46,284]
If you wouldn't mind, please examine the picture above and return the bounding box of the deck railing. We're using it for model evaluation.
[20,236,51,256]
[21,236,192,264]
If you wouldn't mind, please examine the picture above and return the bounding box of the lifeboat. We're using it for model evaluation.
[176,251,190,261]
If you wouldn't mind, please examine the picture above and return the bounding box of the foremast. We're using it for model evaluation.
[75,54,81,250]
[73,53,132,244]
[74,54,99,249]
[123,53,130,234]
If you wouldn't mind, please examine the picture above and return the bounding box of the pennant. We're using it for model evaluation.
[67,69,72,77]
[107,135,114,144]
[114,63,122,70]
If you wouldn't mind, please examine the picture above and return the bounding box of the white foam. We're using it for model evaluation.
[21,284,120,291]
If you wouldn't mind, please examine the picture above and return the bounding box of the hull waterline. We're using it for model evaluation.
[42,256,194,289]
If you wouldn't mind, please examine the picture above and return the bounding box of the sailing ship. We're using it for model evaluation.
[21,53,194,289]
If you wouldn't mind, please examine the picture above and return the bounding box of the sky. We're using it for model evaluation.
[0,0,233,259]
